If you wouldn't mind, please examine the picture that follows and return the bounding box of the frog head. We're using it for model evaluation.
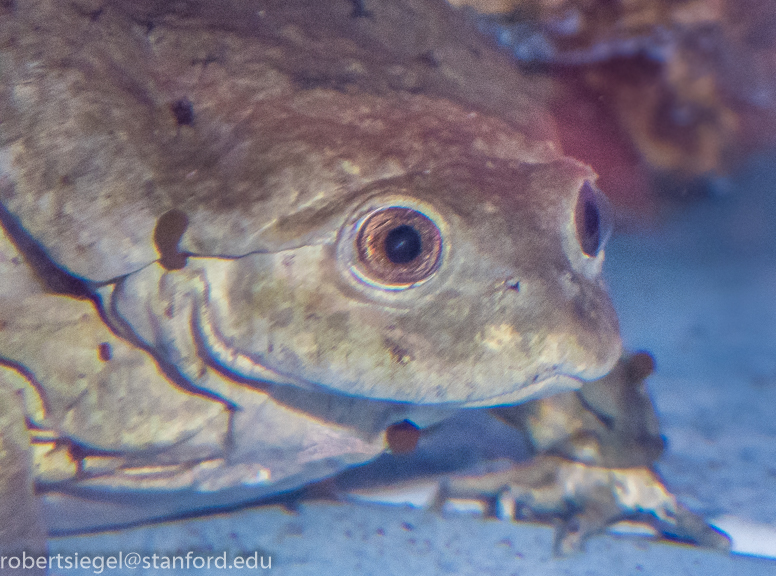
[173,153,620,407]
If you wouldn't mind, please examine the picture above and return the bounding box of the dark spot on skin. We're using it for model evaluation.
[164,303,174,319]
[385,339,413,365]
[72,1,103,21]
[415,51,439,68]
[349,0,372,18]
[66,440,130,478]
[386,420,420,454]
[505,278,520,292]
[98,342,112,361]
[154,209,189,270]
[401,522,414,531]
[626,351,656,383]
[170,98,194,126]
[67,442,87,476]
[138,19,155,34]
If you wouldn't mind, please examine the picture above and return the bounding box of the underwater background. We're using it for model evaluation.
[8,0,776,573]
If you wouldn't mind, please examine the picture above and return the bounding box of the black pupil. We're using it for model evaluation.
[583,199,600,249]
[384,225,422,264]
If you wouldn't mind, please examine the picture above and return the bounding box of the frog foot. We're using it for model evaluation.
[436,454,730,555]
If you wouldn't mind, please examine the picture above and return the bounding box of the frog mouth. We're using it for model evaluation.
[463,371,586,408]
[194,299,308,390]
[190,266,604,408]
[197,300,587,407]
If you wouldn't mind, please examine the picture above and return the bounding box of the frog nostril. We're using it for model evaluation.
[154,209,189,270]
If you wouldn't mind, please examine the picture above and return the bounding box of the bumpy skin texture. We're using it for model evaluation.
[0,0,692,566]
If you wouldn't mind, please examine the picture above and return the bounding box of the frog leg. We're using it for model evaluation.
[438,453,728,554]
[0,366,46,575]
[437,352,730,553]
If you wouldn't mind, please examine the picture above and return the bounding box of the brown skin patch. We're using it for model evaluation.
[385,420,420,454]
[170,98,194,126]
[626,351,656,383]
[97,342,112,361]
[348,0,371,18]
[154,209,189,270]
[66,441,87,478]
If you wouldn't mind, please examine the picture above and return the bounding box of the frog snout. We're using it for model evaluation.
[485,268,622,385]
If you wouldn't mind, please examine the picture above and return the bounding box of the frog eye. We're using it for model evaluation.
[355,207,442,286]
[575,181,613,257]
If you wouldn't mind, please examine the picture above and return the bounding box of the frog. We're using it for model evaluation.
[0,0,725,572]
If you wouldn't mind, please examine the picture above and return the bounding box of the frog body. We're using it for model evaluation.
[0,0,721,569]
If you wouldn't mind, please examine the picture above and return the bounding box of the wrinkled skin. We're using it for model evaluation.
[0,0,723,571]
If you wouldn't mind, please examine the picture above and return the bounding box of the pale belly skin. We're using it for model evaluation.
[0,0,726,572]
